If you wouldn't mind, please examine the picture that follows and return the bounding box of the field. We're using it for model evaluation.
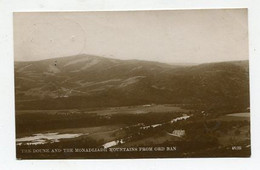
[16,104,189,115]
[16,105,250,159]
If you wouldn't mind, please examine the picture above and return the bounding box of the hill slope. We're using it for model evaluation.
[15,55,249,112]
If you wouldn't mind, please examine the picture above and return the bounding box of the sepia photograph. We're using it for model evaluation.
[13,9,250,159]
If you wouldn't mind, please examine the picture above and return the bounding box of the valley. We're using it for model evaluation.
[15,55,250,158]
[16,104,250,159]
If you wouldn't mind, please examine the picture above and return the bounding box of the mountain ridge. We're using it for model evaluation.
[15,54,249,112]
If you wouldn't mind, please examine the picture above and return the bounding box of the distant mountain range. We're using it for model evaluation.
[15,54,249,111]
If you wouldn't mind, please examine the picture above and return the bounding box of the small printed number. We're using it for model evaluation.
[232,146,242,150]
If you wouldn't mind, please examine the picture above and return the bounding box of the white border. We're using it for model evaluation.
[1,0,260,170]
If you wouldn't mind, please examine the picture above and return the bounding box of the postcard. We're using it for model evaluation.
[14,9,250,159]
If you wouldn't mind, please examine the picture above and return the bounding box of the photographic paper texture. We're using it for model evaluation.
[14,9,250,159]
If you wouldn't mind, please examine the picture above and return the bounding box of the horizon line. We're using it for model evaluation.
[14,54,249,65]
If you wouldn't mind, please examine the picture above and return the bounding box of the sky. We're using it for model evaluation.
[13,9,248,63]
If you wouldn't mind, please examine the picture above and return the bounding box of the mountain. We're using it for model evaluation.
[15,54,249,112]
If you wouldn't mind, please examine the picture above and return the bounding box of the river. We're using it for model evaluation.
[102,114,191,149]
[16,132,84,145]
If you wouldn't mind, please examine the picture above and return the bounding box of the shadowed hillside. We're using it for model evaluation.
[15,54,249,112]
